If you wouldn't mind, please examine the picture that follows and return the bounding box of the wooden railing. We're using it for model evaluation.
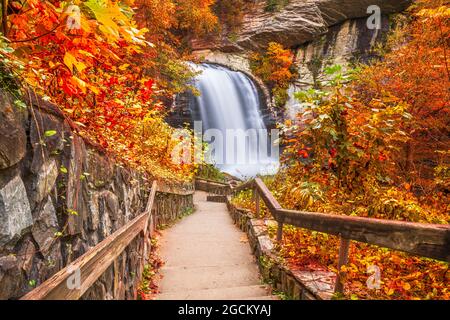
[21,181,194,300]
[232,178,450,293]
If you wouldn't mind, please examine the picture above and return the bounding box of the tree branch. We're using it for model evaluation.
[9,22,62,43]
[1,0,8,35]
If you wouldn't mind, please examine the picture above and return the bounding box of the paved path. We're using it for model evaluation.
[157,191,274,300]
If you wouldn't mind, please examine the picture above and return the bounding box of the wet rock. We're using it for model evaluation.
[31,197,59,254]
[0,91,27,169]
[30,111,66,174]
[71,237,88,260]
[98,198,113,240]
[66,135,86,235]
[31,159,59,204]
[38,241,63,282]
[82,281,107,300]
[0,255,23,299]
[87,190,120,236]
[103,191,120,223]
[87,192,100,232]
[86,150,114,188]
[17,236,36,276]
[0,175,33,246]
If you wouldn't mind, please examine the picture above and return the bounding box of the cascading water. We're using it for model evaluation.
[189,64,279,178]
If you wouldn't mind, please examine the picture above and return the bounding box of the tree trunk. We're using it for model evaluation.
[1,0,7,35]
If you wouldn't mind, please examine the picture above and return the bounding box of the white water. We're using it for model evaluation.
[190,64,279,179]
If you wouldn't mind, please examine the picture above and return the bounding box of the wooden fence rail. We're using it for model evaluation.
[232,178,450,293]
[21,181,194,300]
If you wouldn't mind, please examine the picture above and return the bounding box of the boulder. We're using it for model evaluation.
[29,110,66,174]
[0,175,33,246]
[31,159,59,204]
[0,254,24,299]
[86,149,115,189]
[31,197,59,254]
[66,135,87,235]
[87,192,101,232]
[17,236,36,277]
[38,240,63,283]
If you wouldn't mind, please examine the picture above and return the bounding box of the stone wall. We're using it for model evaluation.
[0,89,194,300]
[226,199,337,300]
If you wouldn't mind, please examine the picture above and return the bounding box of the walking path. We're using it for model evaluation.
[157,191,275,300]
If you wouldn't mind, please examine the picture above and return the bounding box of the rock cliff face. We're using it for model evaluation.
[192,0,411,52]
[187,0,410,120]
[285,14,391,118]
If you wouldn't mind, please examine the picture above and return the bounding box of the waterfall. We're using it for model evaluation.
[189,64,279,179]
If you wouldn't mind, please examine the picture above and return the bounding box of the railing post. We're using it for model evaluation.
[276,221,283,242]
[254,189,260,218]
[334,237,350,294]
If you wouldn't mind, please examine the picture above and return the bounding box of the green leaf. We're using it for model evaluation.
[14,100,27,109]
[60,166,68,174]
[324,64,342,75]
[67,209,78,216]
[44,130,57,137]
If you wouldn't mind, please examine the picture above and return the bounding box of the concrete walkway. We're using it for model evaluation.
[157,191,274,300]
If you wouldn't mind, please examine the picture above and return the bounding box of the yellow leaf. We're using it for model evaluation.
[63,52,75,72]
[119,63,130,71]
[78,50,95,58]
[64,52,87,73]
[71,76,87,94]
[307,246,317,254]
[85,0,131,41]
[403,283,411,291]
[87,84,100,94]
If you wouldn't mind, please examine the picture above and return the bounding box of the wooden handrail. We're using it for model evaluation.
[21,181,162,300]
[254,178,282,212]
[195,178,230,186]
[276,208,450,261]
[232,179,450,263]
[157,180,195,196]
[232,178,450,294]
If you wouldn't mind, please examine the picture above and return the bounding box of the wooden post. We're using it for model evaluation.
[113,259,119,299]
[335,237,350,294]
[276,221,283,242]
[255,190,260,218]
[1,0,8,35]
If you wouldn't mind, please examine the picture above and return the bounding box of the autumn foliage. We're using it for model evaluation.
[250,42,297,108]
[0,0,449,300]
[0,0,218,181]
[234,0,449,300]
